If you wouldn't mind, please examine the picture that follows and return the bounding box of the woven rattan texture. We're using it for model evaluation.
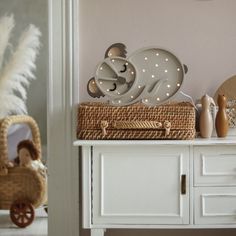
[0,115,46,210]
[79,129,196,140]
[77,102,196,140]
[0,167,46,209]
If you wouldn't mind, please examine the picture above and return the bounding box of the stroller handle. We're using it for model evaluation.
[0,115,42,163]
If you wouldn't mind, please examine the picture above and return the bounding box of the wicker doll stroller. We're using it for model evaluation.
[0,115,47,228]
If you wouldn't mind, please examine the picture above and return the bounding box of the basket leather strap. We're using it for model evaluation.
[100,120,171,136]
[114,121,162,129]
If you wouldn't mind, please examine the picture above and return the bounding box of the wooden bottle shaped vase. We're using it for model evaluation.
[215,94,228,137]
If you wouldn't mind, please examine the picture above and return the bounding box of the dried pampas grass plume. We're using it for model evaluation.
[0,14,41,118]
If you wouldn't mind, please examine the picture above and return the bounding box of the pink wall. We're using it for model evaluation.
[79,0,236,103]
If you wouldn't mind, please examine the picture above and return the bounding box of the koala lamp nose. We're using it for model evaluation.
[117,76,126,84]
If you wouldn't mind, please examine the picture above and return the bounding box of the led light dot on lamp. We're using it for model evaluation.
[177,83,180,87]
[131,71,134,75]
[151,75,155,78]
[166,93,170,96]
[157,97,160,101]
[100,67,103,70]
[111,59,115,63]
[125,62,129,66]
[142,69,146,73]
[117,92,121,95]
[165,70,168,73]
[118,100,121,104]
[144,99,148,102]
[156,53,159,56]
[131,95,134,98]
[155,64,159,67]
[144,57,148,60]
[165,58,169,61]
[138,85,142,89]
[177,68,180,71]
[167,84,171,88]
[99,81,103,84]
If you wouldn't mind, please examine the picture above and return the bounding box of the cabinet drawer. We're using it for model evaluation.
[194,146,236,186]
[194,187,236,224]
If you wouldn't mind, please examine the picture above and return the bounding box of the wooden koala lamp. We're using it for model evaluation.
[87,43,188,106]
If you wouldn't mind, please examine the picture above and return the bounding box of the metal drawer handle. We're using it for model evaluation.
[181,174,186,195]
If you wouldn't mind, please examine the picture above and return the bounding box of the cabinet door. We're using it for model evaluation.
[92,145,189,225]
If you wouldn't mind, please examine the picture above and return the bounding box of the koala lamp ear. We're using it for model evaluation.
[104,43,127,58]
[183,64,188,74]
[87,77,105,98]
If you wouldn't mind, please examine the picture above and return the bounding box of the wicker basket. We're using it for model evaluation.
[0,115,47,210]
[77,102,196,140]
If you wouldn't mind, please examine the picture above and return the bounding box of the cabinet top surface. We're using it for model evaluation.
[73,137,236,146]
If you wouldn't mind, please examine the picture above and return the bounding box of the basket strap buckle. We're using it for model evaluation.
[100,121,109,136]
[163,120,171,136]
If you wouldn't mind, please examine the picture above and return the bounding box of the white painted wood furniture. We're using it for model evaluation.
[49,0,79,235]
[74,138,236,236]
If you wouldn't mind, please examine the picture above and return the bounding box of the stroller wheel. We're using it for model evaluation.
[10,200,35,228]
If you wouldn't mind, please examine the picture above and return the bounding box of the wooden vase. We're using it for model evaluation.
[199,94,215,138]
[215,94,229,137]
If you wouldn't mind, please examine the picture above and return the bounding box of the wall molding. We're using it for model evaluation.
[48,0,79,235]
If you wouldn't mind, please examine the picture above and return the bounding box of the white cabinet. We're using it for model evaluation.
[193,145,236,224]
[75,139,236,236]
[92,146,189,225]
